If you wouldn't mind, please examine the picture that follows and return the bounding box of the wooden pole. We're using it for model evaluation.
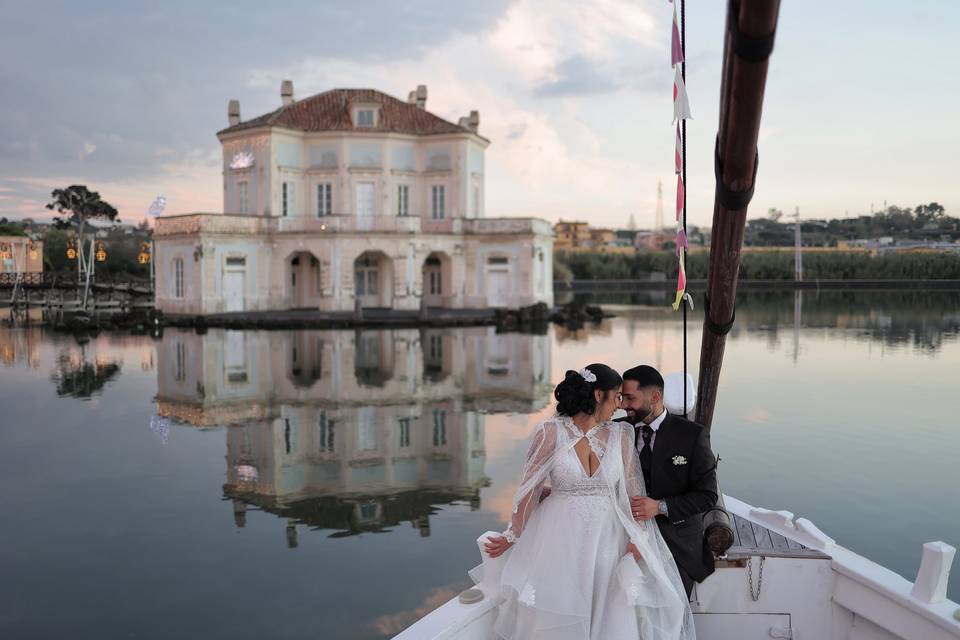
[695,0,780,430]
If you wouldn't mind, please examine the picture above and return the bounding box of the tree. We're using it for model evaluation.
[0,217,27,236]
[42,228,71,272]
[45,185,119,274]
[914,202,945,226]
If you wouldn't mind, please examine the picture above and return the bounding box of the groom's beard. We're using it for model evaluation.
[629,405,653,423]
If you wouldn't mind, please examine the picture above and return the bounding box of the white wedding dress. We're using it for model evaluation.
[472,416,694,640]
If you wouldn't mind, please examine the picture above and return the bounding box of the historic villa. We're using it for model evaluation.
[153,82,553,314]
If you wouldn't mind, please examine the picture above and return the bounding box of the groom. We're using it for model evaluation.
[618,365,718,597]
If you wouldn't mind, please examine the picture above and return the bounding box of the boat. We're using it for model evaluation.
[392,0,960,638]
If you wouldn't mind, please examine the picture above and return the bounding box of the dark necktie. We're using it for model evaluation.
[639,425,653,488]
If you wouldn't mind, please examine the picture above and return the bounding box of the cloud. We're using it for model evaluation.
[533,55,621,98]
[372,585,463,636]
[0,1,510,219]
[743,408,772,424]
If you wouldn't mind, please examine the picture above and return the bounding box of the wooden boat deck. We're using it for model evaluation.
[722,513,831,560]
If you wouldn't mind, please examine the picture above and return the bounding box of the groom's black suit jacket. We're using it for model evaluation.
[617,413,718,584]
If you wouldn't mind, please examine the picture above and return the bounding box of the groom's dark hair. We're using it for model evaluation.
[622,365,664,391]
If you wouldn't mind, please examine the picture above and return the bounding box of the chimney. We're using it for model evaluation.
[281,79,294,106]
[414,84,427,109]
[408,90,417,104]
[228,99,241,126]
[458,110,480,133]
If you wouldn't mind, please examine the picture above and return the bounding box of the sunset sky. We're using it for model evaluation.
[2,0,957,229]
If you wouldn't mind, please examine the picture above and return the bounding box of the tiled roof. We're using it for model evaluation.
[217,88,479,138]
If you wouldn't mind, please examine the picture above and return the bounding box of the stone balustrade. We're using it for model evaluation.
[155,213,553,237]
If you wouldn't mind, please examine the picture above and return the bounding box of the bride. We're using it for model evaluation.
[479,364,694,639]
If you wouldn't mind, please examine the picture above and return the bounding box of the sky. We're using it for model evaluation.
[1,0,958,230]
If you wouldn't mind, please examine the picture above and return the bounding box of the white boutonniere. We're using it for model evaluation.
[672,455,687,466]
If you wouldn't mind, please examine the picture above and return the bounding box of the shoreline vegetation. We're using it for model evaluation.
[553,249,960,283]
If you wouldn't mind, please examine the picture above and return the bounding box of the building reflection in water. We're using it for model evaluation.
[155,327,552,542]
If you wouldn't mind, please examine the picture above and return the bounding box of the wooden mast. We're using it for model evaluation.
[695,0,781,430]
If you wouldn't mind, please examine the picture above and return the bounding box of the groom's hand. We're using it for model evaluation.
[631,496,660,521]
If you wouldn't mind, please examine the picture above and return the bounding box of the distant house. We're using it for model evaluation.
[612,229,638,248]
[0,236,43,274]
[153,83,553,314]
[554,220,591,251]
[553,221,635,254]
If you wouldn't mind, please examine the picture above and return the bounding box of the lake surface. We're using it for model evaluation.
[1,290,958,639]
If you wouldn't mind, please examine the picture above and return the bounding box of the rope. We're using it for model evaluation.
[681,0,688,414]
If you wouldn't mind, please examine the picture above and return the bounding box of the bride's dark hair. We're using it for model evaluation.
[554,364,622,417]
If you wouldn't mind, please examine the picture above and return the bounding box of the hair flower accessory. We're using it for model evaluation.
[579,368,597,383]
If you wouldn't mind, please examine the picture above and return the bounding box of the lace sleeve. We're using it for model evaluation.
[503,420,557,542]
[621,422,647,499]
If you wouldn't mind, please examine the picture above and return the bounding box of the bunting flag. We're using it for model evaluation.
[673,66,692,122]
[675,174,685,222]
[672,252,687,310]
[675,123,682,174]
[676,228,688,256]
[669,1,688,313]
[671,5,684,68]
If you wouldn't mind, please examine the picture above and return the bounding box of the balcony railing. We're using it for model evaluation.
[154,213,267,236]
[154,213,554,237]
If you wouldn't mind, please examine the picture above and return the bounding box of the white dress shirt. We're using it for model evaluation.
[637,409,668,455]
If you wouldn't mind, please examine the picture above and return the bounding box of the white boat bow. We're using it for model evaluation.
[393,494,960,640]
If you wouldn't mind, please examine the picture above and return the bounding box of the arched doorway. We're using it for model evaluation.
[287,251,321,309]
[421,251,452,308]
[354,330,394,387]
[354,251,393,309]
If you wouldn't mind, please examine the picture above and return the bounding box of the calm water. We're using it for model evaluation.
[1,291,958,639]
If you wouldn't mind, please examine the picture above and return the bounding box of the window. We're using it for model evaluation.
[431,185,445,220]
[397,184,409,217]
[429,270,442,295]
[356,109,374,126]
[429,334,442,360]
[282,182,295,217]
[174,341,186,381]
[319,412,335,453]
[355,269,377,295]
[238,181,248,214]
[317,183,332,217]
[432,409,447,446]
[173,258,184,298]
[226,256,246,267]
[398,417,411,448]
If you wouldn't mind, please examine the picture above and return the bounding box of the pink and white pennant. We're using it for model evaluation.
[675,228,689,256]
[675,174,685,222]
[672,252,687,310]
[675,124,682,174]
[671,4,684,68]
[673,66,692,123]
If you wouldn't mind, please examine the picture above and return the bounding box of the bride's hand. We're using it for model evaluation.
[484,535,513,558]
[626,542,643,562]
